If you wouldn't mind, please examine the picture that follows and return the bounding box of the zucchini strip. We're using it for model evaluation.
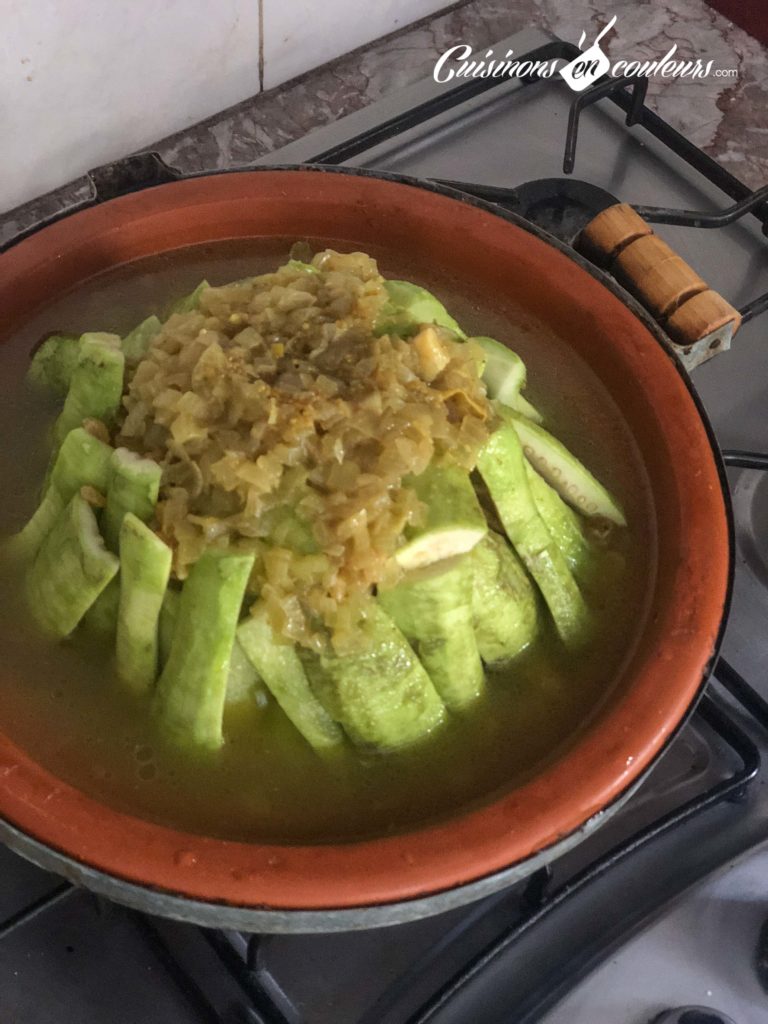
[103,448,162,553]
[375,279,465,338]
[303,602,447,751]
[506,410,626,525]
[286,260,319,274]
[512,393,543,422]
[158,587,179,668]
[469,337,543,423]
[225,636,266,706]
[473,336,526,404]
[26,493,119,639]
[397,463,487,570]
[52,333,124,452]
[525,461,591,577]
[6,427,112,560]
[379,557,484,709]
[170,280,209,316]
[122,315,162,365]
[116,514,172,693]
[153,550,254,750]
[238,605,343,751]
[82,576,120,637]
[27,333,81,396]
[159,586,262,706]
[477,422,589,646]
[469,532,539,664]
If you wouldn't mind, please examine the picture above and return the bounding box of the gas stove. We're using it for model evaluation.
[1,27,768,1024]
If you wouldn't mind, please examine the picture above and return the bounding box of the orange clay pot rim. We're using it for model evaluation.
[0,167,733,926]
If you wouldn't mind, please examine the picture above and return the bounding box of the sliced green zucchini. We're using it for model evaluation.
[158,586,256,709]
[469,532,539,663]
[122,315,162,365]
[157,589,179,667]
[379,556,484,709]
[303,602,447,750]
[397,463,487,570]
[170,280,209,316]
[26,333,82,396]
[82,576,120,637]
[477,422,589,646]
[286,260,319,274]
[159,586,256,708]
[158,587,180,668]
[103,448,162,553]
[153,550,254,750]
[6,427,112,560]
[238,605,343,751]
[52,333,124,452]
[471,336,543,423]
[512,393,544,422]
[505,410,626,525]
[225,637,266,707]
[473,337,525,402]
[375,280,465,338]
[525,462,591,576]
[116,514,172,693]
[26,493,119,639]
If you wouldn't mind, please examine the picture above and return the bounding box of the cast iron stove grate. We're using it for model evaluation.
[1,34,768,1024]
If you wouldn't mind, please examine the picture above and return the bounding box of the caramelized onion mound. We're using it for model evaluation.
[117,250,492,652]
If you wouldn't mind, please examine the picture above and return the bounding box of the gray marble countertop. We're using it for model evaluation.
[2,0,766,245]
[158,0,768,188]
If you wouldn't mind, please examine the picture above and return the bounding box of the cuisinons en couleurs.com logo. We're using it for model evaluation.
[433,16,736,89]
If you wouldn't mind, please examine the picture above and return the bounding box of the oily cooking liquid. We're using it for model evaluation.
[0,238,655,844]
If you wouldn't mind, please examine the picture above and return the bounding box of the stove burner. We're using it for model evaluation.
[502,177,615,244]
[651,1009,737,1024]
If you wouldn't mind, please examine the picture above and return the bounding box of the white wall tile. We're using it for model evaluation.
[262,0,450,90]
[0,0,260,214]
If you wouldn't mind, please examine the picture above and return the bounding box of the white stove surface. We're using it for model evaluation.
[543,842,768,1024]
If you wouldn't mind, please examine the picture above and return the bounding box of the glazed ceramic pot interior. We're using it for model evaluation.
[0,168,730,914]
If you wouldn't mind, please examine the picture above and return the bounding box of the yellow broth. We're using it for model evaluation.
[0,239,655,843]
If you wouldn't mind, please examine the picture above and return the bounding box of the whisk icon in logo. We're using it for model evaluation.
[559,15,617,92]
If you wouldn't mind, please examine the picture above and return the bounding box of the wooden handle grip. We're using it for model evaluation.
[578,203,741,368]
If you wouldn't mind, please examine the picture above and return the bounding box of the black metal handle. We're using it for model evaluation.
[563,75,648,175]
[87,152,181,202]
[635,186,768,234]
[0,151,182,254]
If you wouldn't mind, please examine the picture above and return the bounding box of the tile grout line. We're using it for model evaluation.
[258,0,265,92]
